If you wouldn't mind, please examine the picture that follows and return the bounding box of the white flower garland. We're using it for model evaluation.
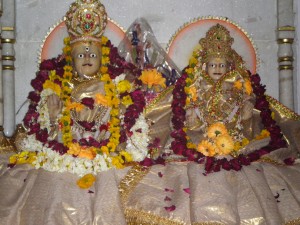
[22,134,112,177]
[125,114,150,161]
[37,89,60,132]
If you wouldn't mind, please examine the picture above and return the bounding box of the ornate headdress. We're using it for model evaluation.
[65,0,107,44]
[197,24,245,70]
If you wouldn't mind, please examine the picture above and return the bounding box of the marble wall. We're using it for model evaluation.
[13,0,297,124]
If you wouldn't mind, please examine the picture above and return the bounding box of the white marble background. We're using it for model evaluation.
[13,0,298,124]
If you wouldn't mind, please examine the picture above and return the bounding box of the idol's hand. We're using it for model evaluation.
[242,100,254,121]
[47,94,63,123]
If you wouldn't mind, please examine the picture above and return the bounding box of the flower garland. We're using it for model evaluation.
[9,36,141,176]
[170,68,288,173]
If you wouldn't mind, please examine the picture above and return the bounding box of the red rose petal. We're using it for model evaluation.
[165,188,174,192]
[164,196,172,201]
[183,188,190,194]
[164,205,176,212]
[158,172,163,178]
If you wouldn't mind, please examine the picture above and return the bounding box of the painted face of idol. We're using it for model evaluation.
[207,57,227,82]
[72,43,101,78]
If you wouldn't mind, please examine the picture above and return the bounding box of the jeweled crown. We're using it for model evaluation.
[198,24,244,69]
[65,0,107,44]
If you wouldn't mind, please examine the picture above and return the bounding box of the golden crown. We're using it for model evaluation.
[65,0,107,44]
[198,24,244,69]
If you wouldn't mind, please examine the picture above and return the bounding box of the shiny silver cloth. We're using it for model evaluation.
[1,149,300,224]
[0,153,128,225]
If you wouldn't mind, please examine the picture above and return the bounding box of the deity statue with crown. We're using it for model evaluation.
[9,0,149,177]
[119,23,300,224]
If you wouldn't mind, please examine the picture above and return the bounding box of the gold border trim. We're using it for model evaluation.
[125,208,186,225]
[2,65,15,70]
[1,38,16,44]
[279,65,293,71]
[2,55,16,61]
[38,17,125,63]
[278,26,295,31]
[285,218,300,225]
[166,16,259,70]
[278,38,294,44]
[266,95,300,120]
[2,27,15,31]
[278,56,294,62]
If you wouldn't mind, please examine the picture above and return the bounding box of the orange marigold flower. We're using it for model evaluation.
[255,129,270,140]
[234,80,243,90]
[66,101,84,112]
[207,122,228,139]
[78,147,96,160]
[95,93,109,106]
[139,69,166,88]
[77,174,96,189]
[67,143,81,156]
[100,66,108,74]
[197,140,215,156]
[244,79,253,95]
[215,135,234,155]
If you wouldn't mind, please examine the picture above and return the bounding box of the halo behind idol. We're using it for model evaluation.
[167,16,258,74]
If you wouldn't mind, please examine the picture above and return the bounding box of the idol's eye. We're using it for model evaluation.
[209,64,216,68]
[90,53,97,58]
[220,63,226,68]
[77,54,84,58]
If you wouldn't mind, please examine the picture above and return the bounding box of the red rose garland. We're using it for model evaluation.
[24,40,140,156]
[170,72,287,173]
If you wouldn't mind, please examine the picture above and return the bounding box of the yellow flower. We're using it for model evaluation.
[120,151,133,162]
[234,80,243,90]
[186,86,197,102]
[43,80,61,96]
[255,129,270,140]
[117,80,131,94]
[185,67,194,74]
[101,36,108,45]
[77,174,96,189]
[207,122,228,139]
[187,141,197,149]
[101,56,110,65]
[215,135,234,155]
[111,156,125,169]
[110,108,119,117]
[244,79,253,95]
[271,112,275,120]
[66,101,84,112]
[106,142,116,152]
[121,95,133,106]
[101,74,111,82]
[102,47,110,55]
[9,152,36,165]
[95,93,109,106]
[100,66,108,74]
[63,37,71,45]
[197,140,215,156]
[139,69,166,88]
[63,45,71,54]
[234,138,249,151]
[65,55,72,63]
[63,65,73,72]
[110,97,120,107]
[100,146,109,155]
[189,57,198,67]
